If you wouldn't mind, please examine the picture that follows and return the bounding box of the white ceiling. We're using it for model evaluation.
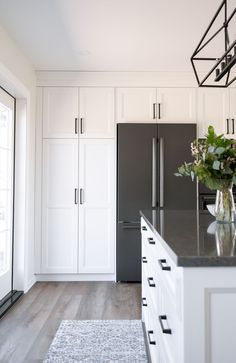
[0,0,234,72]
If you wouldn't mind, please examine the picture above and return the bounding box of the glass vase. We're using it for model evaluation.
[215,182,235,223]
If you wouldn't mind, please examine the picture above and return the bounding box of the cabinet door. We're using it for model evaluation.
[197,88,229,138]
[43,87,78,138]
[156,88,196,123]
[78,139,115,273]
[41,139,78,273]
[79,88,114,138]
[116,88,157,123]
[229,89,236,138]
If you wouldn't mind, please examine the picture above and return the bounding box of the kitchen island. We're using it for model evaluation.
[141,209,236,363]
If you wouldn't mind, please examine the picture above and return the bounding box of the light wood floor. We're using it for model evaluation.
[0,282,141,363]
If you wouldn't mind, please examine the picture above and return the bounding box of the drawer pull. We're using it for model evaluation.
[147,330,156,345]
[159,259,171,271]
[148,237,155,245]
[142,297,148,307]
[142,257,148,264]
[147,277,155,287]
[142,226,147,231]
[159,315,172,334]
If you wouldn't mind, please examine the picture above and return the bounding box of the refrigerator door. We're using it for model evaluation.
[158,124,196,209]
[117,222,141,282]
[117,123,158,221]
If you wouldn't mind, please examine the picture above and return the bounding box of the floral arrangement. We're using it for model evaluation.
[175,126,236,190]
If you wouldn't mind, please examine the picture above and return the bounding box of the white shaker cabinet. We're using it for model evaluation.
[78,139,115,273]
[79,87,115,138]
[197,88,229,138]
[156,88,197,123]
[116,88,157,123]
[41,139,78,273]
[43,87,78,138]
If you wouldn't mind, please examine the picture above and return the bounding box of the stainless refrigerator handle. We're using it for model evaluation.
[159,137,164,208]
[152,138,157,208]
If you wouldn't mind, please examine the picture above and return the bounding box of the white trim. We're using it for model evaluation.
[24,275,36,293]
[35,273,116,282]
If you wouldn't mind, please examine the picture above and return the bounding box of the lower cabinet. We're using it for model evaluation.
[41,139,78,273]
[78,139,115,273]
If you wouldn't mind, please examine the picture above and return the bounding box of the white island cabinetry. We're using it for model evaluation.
[141,215,236,363]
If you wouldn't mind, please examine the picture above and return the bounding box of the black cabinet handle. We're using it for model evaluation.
[232,119,235,134]
[142,257,148,263]
[147,277,155,287]
[147,330,156,345]
[226,118,229,134]
[153,103,157,119]
[158,103,161,119]
[80,118,84,134]
[74,188,78,204]
[159,315,172,334]
[148,237,155,245]
[142,297,148,307]
[75,118,78,134]
[158,259,171,271]
[142,226,147,231]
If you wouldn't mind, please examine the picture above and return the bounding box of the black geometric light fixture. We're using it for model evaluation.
[191,0,236,87]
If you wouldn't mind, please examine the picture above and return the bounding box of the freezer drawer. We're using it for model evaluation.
[116,222,141,282]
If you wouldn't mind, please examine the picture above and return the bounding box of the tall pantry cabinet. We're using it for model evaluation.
[36,87,115,275]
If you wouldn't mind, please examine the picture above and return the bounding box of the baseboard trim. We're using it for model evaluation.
[35,273,116,282]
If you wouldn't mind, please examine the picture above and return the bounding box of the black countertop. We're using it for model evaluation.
[140,209,236,267]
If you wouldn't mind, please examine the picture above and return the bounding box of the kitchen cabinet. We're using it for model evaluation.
[43,87,78,138]
[78,139,115,273]
[156,88,196,123]
[41,139,78,273]
[79,87,115,138]
[197,88,229,138]
[116,88,157,123]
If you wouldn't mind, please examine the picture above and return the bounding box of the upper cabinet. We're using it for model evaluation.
[116,88,157,123]
[229,88,236,137]
[156,88,197,123]
[43,87,78,138]
[79,87,115,138]
[197,88,229,138]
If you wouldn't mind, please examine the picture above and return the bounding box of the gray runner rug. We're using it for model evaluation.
[43,320,148,363]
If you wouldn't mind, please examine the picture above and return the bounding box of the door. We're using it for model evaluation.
[197,88,229,138]
[156,88,197,123]
[158,124,196,210]
[117,124,157,282]
[41,139,78,273]
[0,88,14,300]
[78,139,115,273]
[116,88,157,123]
[79,87,114,138]
[43,87,78,138]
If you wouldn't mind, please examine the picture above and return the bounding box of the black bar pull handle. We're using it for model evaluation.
[226,118,229,134]
[232,118,235,134]
[80,118,84,134]
[142,297,148,307]
[147,277,155,287]
[158,259,171,271]
[142,257,148,264]
[153,103,157,119]
[148,237,155,245]
[158,103,161,119]
[74,188,78,204]
[142,226,147,231]
[147,330,156,345]
[80,188,84,204]
[159,315,172,334]
[75,118,78,134]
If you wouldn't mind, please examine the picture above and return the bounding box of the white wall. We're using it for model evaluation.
[0,25,36,292]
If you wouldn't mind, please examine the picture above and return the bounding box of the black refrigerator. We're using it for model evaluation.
[117,123,196,282]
